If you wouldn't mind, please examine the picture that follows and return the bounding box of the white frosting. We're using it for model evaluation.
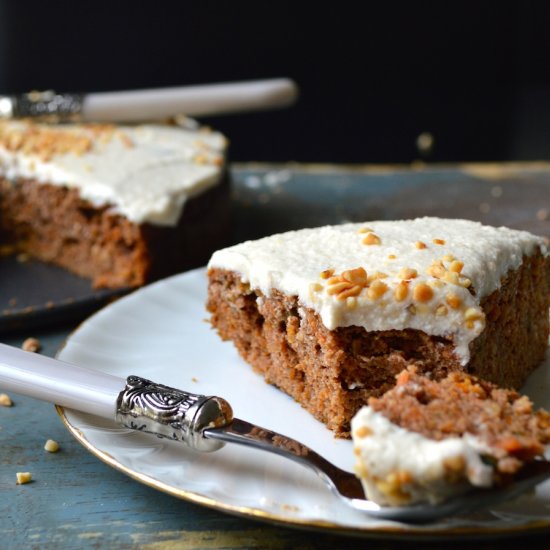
[209,218,546,364]
[0,120,227,226]
[351,406,494,505]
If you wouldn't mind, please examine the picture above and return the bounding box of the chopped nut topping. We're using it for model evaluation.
[358,227,374,234]
[355,426,372,438]
[446,293,462,309]
[346,297,358,309]
[326,281,354,295]
[443,254,455,262]
[44,440,60,453]
[415,241,427,249]
[16,472,32,485]
[117,131,134,148]
[443,271,460,285]
[413,282,434,303]
[464,308,484,322]
[0,393,13,407]
[459,277,472,288]
[326,267,371,300]
[342,267,368,285]
[394,281,409,302]
[22,337,41,353]
[449,260,464,273]
[387,254,397,260]
[336,285,363,300]
[436,305,448,316]
[0,122,93,161]
[362,232,381,245]
[320,269,334,279]
[367,280,388,300]
[433,238,446,245]
[398,267,418,280]
[426,262,446,278]
[310,282,323,293]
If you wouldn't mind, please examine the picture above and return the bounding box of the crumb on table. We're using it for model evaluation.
[0,393,13,407]
[44,439,60,453]
[16,472,32,485]
[22,337,41,353]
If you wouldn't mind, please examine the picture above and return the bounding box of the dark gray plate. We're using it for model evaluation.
[0,255,128,332]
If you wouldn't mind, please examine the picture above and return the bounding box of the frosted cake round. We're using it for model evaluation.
[0,118,229,288]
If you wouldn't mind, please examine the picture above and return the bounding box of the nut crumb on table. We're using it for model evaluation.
[16,472,32,485]
[22,337,41,353]
[44,439,60,453]
[0,393,13,407]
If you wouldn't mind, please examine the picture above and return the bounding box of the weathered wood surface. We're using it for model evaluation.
[1,164,550,549]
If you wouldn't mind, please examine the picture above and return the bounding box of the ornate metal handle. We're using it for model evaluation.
[116,375,233,452]
[0,90,84,121]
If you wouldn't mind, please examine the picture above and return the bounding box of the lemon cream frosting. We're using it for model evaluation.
[0,119,227,226]
[208,218,546,365]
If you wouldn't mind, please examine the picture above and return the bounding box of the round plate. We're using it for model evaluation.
[0,255,127,332]
[57,268,550,538]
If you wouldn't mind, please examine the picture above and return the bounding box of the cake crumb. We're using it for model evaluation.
[191,377,199,383]
[16,472,32,485]
[16,252,30,263]
[0,393,13,407]
[22,337,41,353]
[44,439,60,453]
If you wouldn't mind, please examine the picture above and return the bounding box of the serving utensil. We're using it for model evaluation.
[0,78,298,122]
[1,342,549,524]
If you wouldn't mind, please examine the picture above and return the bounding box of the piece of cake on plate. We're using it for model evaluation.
[0,118,229,288]
[207,217,550,436]
[351,367,550,505]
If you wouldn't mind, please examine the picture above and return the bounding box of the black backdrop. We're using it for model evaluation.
[1,1,548,163]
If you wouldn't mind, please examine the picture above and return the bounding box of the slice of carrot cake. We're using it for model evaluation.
[351,367,550,505]
[207,218,550,435]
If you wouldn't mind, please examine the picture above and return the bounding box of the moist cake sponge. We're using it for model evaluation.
[351,367,550,506]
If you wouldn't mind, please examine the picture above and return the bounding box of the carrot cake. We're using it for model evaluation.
[351,367,550,505]
[0,118,229,288]
[207,218,550,436]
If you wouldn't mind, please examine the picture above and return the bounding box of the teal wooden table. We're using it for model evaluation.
[1,164,550,549]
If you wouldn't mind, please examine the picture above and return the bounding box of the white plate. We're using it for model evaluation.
[57,268,550,537]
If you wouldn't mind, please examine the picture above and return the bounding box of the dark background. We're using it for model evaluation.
[1,1,549,164]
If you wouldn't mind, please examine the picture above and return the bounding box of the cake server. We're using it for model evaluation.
[1,341,549,524]
[0,78,298,123]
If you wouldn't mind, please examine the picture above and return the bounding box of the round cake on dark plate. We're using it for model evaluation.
[0,118,229,288]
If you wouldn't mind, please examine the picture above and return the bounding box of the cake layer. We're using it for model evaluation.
[207,219,550,435]
[351,368,550,505]
[1,174,229,288]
